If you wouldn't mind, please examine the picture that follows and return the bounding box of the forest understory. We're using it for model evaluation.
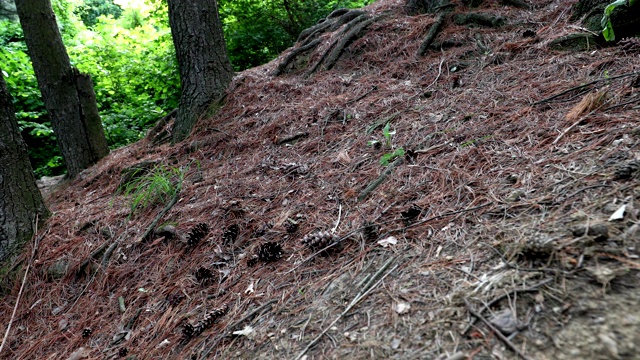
[2,0,640,359]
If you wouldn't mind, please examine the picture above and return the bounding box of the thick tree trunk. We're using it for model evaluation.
[168,0,234,143]
[15,0,109,178]
[0,67,49,262]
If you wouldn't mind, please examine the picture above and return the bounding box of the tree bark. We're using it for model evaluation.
[15,0,109,178]
[0,67,49,262]
[168,0,234,143]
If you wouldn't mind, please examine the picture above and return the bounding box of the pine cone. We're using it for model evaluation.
[182,305,229,340]
[362,222,379,241]
[194,267,214,282]
[247,255,259,267]
[284,221,299,234]
[187,223,210,247]
[613,160,640,180]
[301,230,341,255]
[521,236,555,258]
[401,204,422,224]
[167,293,185,306]
[257,242,283,262]
[222,224,239,244]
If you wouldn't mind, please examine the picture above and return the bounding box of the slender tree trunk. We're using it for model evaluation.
[168,0,234,143]
[0,67,49,262]
[15,0,109,178]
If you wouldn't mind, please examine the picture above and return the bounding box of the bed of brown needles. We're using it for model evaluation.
[1,0,640,359]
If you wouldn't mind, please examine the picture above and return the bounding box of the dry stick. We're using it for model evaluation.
[461,277,553,335]
[533,70,640,105]
[0,223,46,355]
[464,299,533,360]
[357,157,404,201]
[346,85,377,105]
[201,299,277,359]
[552,109,598,145]
[137,184,182,243]
[294,258,398,360]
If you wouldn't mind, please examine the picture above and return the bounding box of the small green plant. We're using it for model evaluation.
[119,164,185,217]
[368,122,405,166]
[380,148,405,166]
[602,0,636,41]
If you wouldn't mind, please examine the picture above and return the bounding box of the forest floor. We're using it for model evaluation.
[2,0,640,359]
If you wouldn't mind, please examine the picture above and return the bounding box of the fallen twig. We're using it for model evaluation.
[357,157,404,201]
[462,278,553,335]
[552,109,597,145]
[201,299,277,358]
[294,258,398,360]
[136,184,182,243]
[533,71,640,105]
[0,222,47,355]
[464,299,533,360]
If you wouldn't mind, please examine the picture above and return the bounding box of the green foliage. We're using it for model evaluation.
[601,0,635,41]
[119,164,184,217]
[0,0,179,176]
[219,0,374,71]
[369,122,405,166]
[69,14,180,147]
[380,148,405,166]
[74,0,123,28]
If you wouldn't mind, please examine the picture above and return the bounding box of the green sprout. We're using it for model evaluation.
[368,122,404,166]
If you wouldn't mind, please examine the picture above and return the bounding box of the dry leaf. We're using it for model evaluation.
[65,347,90,360]
[609,204,626,221]
[394,301,411,314]
[378,236,398,247]
[233,325,255,339]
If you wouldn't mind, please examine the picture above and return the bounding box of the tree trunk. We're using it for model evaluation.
[168,0,234,143]
[15,0,109,178]
[0,67,50,262]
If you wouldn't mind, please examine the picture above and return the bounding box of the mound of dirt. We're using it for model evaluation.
[1,0,640,359]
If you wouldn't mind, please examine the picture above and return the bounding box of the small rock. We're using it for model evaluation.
[571,222,609,241]
[47,259,69,281]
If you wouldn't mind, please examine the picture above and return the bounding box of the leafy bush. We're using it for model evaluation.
[0,1,179,176]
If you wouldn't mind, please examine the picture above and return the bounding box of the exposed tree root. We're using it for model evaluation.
[274,10,369,76]
[417,14,446,56]
[306,15,379,76]
[297,9,365,45]
[272,39,322,76]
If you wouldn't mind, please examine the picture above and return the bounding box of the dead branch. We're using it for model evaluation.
[533,70,640,105]
[136,185,182,243]
[358,157,404,202]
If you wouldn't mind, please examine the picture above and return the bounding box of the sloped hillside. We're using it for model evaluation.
[2,0,640,359]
